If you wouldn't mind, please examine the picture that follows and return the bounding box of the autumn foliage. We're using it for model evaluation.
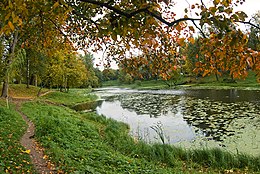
[1,0,260,97]
[194,30,259,80]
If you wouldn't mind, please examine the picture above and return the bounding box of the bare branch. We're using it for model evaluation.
[191,20,206,38]
[48,17,68,38]
[78,0,201,27]
[236,20,260,30]
[146,9,201,27]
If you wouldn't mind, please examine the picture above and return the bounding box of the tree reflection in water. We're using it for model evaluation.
[95,88,260,156]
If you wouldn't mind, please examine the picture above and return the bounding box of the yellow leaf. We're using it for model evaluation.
[22,149,31,154]
[178,38,185,46]
[5,13,11,21]
[8,21,15,31]
[53,1,59,9]
[188,37,195,44]
[18,18,23,26]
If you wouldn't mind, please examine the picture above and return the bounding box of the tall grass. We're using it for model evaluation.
[21,101,260,173]
[21,102,180,173]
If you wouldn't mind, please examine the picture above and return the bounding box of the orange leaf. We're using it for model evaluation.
[8,21,15,31]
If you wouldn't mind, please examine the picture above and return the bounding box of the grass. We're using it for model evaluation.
[39,88,97,106]
[21,99,260,173]
[102,79,174,89]
[21,102,185,173]
[102,71,260,90]
[1,84,260,173]
[0,100,36,173]
[8,84,50,98]
[188,71,260,89]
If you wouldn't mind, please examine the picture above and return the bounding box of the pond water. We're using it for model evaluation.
[92,87,260,156]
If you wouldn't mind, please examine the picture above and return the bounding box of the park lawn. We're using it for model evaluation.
[0,99,36,173]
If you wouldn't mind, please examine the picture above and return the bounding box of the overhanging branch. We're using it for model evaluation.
[78,0,201,27]
[77,0,260,37]
[146,9,201,27]
[79,0,149,18]
[236,21,260,30]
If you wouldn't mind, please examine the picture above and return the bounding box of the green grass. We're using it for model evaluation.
[21,100,260,173]
[189,71,260,89]
[8,84,49,98]
[102,79,175,89]
[40,88,97,106]
[1,84,260,173]
[102,71,260,90]
[0,100,36,173]
[21,102,186,173]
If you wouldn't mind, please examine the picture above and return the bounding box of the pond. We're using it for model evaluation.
[92,87,260,156]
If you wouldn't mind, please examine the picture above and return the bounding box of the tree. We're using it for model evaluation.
[102,68,118,81]
[80,53,101,87]
[46,50,87,92]
[248,11,260,51]
[63,0,260,82]
[1,0,260,98]
[0,0,71,97]
[180,37,203,77]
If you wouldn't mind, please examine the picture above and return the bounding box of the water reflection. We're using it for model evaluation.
[94,88,260,156]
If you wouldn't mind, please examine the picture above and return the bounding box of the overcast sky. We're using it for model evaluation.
[175,0,260,19]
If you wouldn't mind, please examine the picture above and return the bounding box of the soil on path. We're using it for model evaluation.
[11,92,58,174]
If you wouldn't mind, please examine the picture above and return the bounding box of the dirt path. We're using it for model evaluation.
[12,95,57,173]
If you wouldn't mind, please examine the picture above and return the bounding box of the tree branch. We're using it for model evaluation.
[191,20,206,38]
[77,0,260,37]
[48,17,68,38]
[236,20,260,30]
[200,0,207,8]
[146,9,201,27]
[79,0,149,18]
[78,0,201,27]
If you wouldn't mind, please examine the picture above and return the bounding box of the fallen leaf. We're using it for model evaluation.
[22,149,31,154]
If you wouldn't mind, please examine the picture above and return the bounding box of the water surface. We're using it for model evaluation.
[93,87,260,156]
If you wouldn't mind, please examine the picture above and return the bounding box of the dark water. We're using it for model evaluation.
[92,87,260,156]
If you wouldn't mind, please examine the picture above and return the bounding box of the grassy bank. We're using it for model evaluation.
[1,84,260,173]
[102,71,260,90]
[39,88,97,106]
[21,89,260,173]
[0,100,36,173]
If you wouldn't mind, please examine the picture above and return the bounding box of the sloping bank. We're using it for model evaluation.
[21,90,260,173]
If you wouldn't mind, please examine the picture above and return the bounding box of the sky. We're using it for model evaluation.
[175,0,260,19]
[92,0,260,69]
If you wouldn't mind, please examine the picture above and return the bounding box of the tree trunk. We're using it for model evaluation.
[26,57,30,88]
[1,31,19,98]
[215,73,219,81]
[37,84,43,97]
[35,75,37,87]
[1,79,9,98]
